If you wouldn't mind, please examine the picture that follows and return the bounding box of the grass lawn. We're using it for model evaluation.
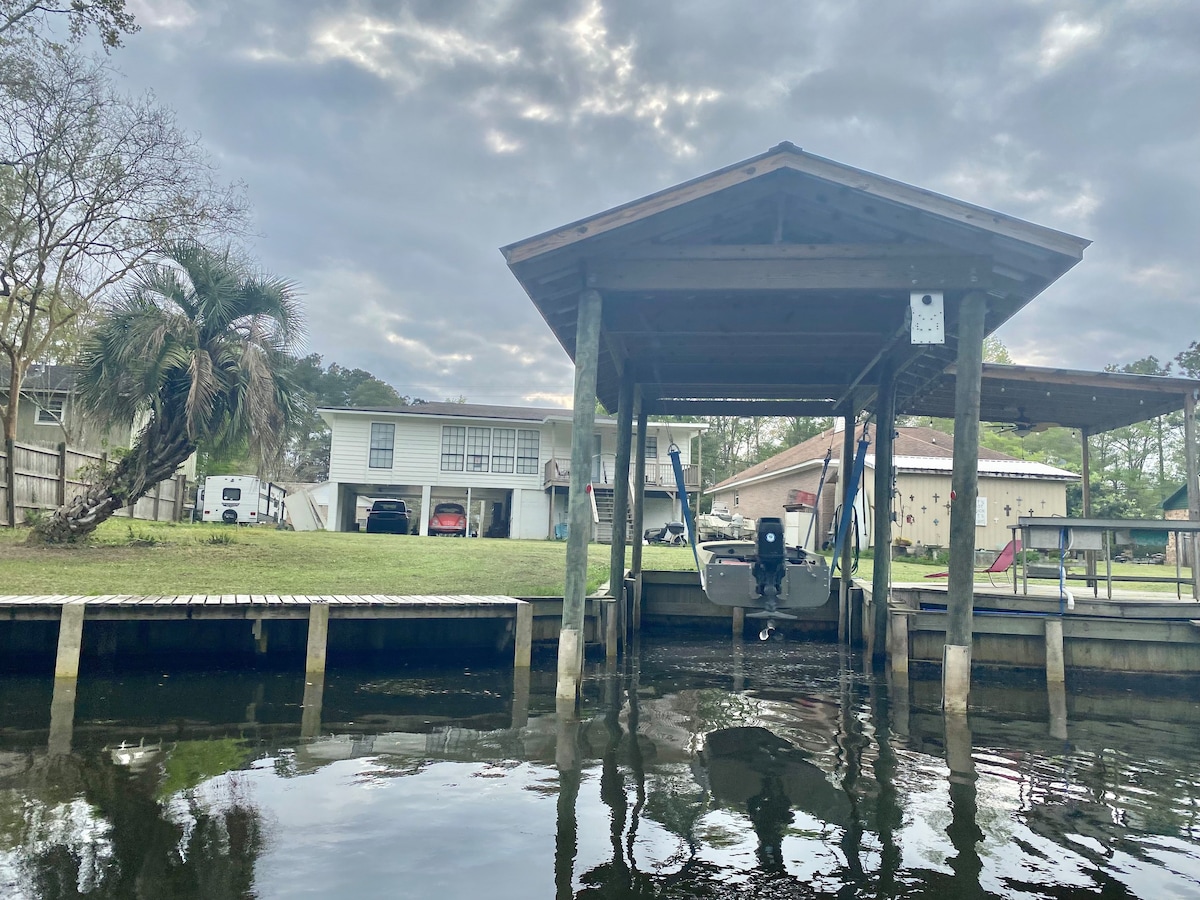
[0,520,686,597]
[0,522,1190,596]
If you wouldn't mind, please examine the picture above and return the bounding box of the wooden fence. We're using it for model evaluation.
[1,439,188,527]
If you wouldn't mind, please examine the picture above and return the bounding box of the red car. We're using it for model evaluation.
[428,502,468,536]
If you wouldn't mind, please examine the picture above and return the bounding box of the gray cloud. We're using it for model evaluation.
[109,0,1200,406]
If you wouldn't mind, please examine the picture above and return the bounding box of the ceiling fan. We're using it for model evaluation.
[994,408,1055,438]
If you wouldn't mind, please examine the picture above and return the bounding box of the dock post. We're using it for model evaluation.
[54,603,86,679]
[731,606,744,638]
[514,601,532,669]
[609,371,635,655]
[871,362,896,665]
[1044,618,1066,684]
[252,618,268,655]
[888,609,909,675]
[630,398,647,637]
[558,288,602,702]
[837,416,857,643]
[944,291,988,712]
[305,602,330,676]
[1184,390,1199,598]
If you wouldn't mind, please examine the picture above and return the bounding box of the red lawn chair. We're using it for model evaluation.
[924,539,1021,586]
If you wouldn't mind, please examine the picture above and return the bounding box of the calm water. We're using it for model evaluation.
[2,637,1199,899]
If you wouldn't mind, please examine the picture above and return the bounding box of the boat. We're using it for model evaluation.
[698,516,831,638]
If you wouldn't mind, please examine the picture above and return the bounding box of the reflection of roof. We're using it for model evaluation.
[709,425,1075,493]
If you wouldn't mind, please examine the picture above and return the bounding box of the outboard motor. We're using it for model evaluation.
[752,517,787,640]
[752,518,786,601]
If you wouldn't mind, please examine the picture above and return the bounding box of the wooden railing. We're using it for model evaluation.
[543,457,699,490]
[1,439,187,527]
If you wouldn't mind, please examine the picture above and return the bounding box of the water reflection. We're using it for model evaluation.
[0,644,1198,898]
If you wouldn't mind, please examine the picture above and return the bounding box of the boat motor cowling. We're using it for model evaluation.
[753,517,786,601]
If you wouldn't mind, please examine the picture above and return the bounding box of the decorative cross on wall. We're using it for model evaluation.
[1041,500,1047,510]
[908,494,915,502]
[1004,504,1012,516]
[1015,496,1023,507]
[1028,508,1034,517]
[921,505,927,514]
[944,502,952,512]
[932,493,940,504]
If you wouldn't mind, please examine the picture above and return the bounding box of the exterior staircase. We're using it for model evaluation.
[592,486,632,544]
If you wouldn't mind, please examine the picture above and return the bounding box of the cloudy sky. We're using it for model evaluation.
[110,0,1199,406]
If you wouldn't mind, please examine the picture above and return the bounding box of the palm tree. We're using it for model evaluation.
[33,242,302,543]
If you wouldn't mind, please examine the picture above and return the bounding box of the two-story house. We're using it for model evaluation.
[0,364,135,452]
[319,401,706,540]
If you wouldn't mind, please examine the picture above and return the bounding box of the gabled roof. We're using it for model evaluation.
[0,364,76,393]
[502,142,1089,418]
[708,425,1075,494]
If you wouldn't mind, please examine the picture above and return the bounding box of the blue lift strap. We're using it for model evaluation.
[832,430,870,570]
[669,443,705,588]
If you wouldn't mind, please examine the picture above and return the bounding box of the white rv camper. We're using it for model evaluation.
[200,475,284,524]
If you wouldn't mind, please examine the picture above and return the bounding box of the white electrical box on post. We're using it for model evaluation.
[910,291,945,344]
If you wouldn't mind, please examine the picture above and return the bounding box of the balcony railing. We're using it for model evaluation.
[543,456,699,490]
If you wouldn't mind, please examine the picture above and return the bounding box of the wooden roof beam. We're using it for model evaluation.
[646,399,839,416]
[588,256,992,293]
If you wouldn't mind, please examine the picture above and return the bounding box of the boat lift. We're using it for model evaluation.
[670,428,870,640]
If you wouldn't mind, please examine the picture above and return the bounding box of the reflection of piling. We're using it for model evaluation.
[943,712,984,891]
[300,674,325,739]
[48,676,78,756]
[555,697,582,900]
[1048,681,1068,741]
[836,656,865,881]
[732,630,745,693]
[870,675,903,894]
[602,667,630,889]
[512,667,531,729]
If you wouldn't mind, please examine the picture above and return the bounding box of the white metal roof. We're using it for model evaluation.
[869,454,1078,480]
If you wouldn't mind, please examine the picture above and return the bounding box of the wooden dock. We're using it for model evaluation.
[0,594,540,678]
[872,582,1200,677]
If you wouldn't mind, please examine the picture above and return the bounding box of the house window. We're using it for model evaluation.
[369,423,395,468]
[36,398,64,425]
[492,428,516,474]
[516,429,540,474]
[644,435,657,459]
[440,425,465,471]
[466,427,491,472]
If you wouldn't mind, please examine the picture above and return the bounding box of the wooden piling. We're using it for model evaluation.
[300,674,324,739]
[558,288,602,701]
[514,601,532,668]
[54,603,86,679]
[888,609,909,675]
[1185,391,1199,598]
[48,676,78,756]
[609,372,634,656]
[871,364,896,663]
[1044,618,1066,684]
[305,602,330,676]
[732,606,744,638]
[944,291,988,711]
[838,416,857,643]
[631,401,647,636]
